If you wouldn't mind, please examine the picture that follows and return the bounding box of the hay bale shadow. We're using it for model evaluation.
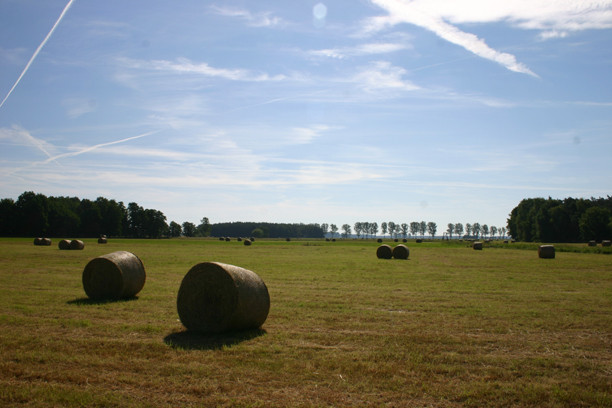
[164,328,266,350]
[67,296,140,306]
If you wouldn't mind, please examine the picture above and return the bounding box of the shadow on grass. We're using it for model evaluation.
[164,328,267,350]
[67,296,140,306]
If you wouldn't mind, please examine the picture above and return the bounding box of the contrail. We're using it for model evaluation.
[41,130,160,164]
[0,0,77,110]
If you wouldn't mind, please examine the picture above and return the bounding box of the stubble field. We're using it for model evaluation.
[0,237,611,407]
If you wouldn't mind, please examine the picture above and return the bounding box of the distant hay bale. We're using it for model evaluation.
[325,238,330,242]
[602,240,611,247]
[98,237,107,244]
[243,239,252,246]
[177,262,270,333]
[58,239,71,250]
[473,242,483,250]
[70,240,85,250]
[416,239,423,243]
[394,238,399,242]
[503,240,509,244]
[332,238,336,242]
[392,244,409,260]
[250,237,255,242]
[588,240,597,247]
[377,238,383,243]
[225,237,230,242]
[237,237,242,242]
[34,237,51,246]
[82,251,146,300]
[286,238,291,242]
[376,244,393,259]
[402,238,407,243]
[219,237,225,241]
[538,245,555,259]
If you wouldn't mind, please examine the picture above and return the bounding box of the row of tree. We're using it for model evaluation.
[0,192,172,238]
[319,221,506,239]
[507,196,612,242]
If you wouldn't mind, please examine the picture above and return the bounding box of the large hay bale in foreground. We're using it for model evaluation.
[82,251,146,299]
[473,242,483,250]
[58,239,71,250]
[538,245,555,259]
[602,240,611,247]
[70,239,85,250]
[392,244,409,260]
[177,262,270,333]
[376,244,393,259]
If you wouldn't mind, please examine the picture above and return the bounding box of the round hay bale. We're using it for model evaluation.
[602,240,611,247]
[219,237,225,241]
[332,238,336,242]
[286,238,291,242]
[250,237,255,242]
[325,238,330,242]
[538,245,555,259]
[243,239,252,246]
[34,237,43,246]
[70,239,85,250]
[98,237,107,244]
[377,238,383,243]
[58,239,71,250]
[376,244,393,259]
[237,237,242,242]
[42,238,51,246]
[473,242,483,250]
[416,239,423,244]
[588,240,597,247]
[392,244,409,260]
[225,237,230,242]
[82,251,146,299]
[402,238,407,243]
[177,262,270,333]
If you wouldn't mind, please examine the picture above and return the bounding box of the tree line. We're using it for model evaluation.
[507,196,612,242]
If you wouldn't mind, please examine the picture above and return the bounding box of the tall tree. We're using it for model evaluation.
[482,224,489,239]
[370,222,378,238]
[410,222,419,237]
[490,226,498,239]
[427,222,437,238]
[419,221,427,238]
[169,221,182,237]
[16,191,49,236]
[400,223,408,238]
[381,222,388,237]
[182,222,196,237]
[196,217,212,237]
[579,207,611,241]
[454,223,464,238]
[472,222,481,238]
[447,223,454,239]
[341,224,351,238]
[465,223,472,238]
[330,224,338,239]
[388,222,396,239]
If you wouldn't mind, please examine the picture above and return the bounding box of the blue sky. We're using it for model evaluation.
[1,0,611,231]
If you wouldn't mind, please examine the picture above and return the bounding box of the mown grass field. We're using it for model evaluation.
[1,237,611,407]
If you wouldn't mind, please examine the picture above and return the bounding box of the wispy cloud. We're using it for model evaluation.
[290,125,335,144]
[118,57,287,82]
[0,0,76,110]
[0,125,56,158]
[210,5,283,28]
[308,42,410,59]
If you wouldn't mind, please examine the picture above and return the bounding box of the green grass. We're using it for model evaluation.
[1,237,611,407]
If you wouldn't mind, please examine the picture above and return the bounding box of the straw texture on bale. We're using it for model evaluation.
[82,251,146,299]
[376,244,393,259]
[177,262,270,334]
[392,244,410,260]
[602,240,611,247]
[70,239,85,250]
[58,239,71,250]
[538,245,555,259]
[473,242,483,250]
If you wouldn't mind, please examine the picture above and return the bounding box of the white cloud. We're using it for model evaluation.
[118,57,287,82]
[309,42,409,59]
[352,61,419,92]
[290,125,334,144]
[367,0,541,76]
[210,5,283,27]
[0,125,56,158]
